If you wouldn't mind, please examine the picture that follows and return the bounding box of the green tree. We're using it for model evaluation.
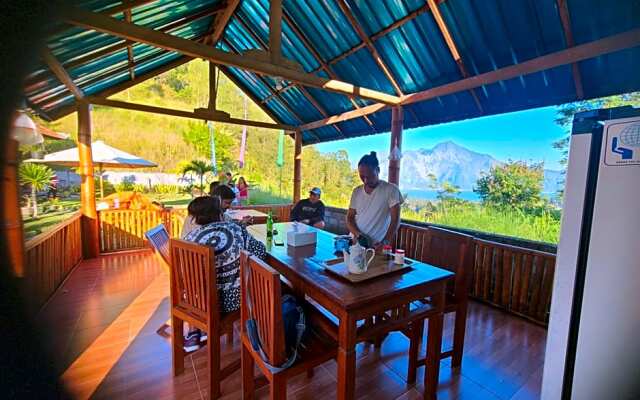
[180,160,213,192]
[475,161,544,211]
[19,163,54,218]
[554,92,640,167]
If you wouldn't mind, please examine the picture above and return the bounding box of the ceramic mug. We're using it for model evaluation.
[394,249,405,265]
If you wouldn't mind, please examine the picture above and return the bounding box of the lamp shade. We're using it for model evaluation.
[12,111,44,145]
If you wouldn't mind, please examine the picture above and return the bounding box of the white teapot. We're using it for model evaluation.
[342,243,375,274]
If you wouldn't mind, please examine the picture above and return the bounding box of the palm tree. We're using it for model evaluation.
[180,160,213,194]
[19,163,54,218]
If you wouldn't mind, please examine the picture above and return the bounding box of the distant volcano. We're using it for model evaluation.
[378,141,563,193]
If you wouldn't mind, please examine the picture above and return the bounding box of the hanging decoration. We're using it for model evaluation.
[208,121,217,175]
[276,130,285,196]
[238,95,247,168]
[389,136,402,161]
[276,130,285,167]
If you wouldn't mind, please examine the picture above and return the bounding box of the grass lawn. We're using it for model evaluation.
[23,210,79,240]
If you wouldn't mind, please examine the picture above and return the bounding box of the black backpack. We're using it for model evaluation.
[244,273,305,372]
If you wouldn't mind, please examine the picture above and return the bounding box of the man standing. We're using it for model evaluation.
[346,152,403,251]
[290,187,326,229]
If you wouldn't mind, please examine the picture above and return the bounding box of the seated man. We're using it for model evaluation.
[290,187,325,229]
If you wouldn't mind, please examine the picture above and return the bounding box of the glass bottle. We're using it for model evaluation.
[266,210,273,238]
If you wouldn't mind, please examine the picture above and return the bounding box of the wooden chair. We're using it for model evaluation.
[170,238,240,400]
[405,226,474,381]
[240,251,337,400]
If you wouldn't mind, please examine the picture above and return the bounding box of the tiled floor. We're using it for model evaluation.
[38,250,546,399]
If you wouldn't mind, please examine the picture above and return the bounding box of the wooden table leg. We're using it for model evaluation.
[337,314,357,400]
[424,292,445,400]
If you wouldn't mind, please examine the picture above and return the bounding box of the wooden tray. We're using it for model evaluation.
[323,255,413,283]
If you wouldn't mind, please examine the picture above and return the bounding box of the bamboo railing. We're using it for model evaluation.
[98,204,293,253]
[24,212,83,309]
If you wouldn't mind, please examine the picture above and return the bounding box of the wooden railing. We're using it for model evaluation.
[98,204,293,253]
[397,223,556,325]
[472,238,555,325]
[24,212,83,309]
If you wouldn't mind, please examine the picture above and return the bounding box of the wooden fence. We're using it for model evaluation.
[24,212,83,309]
[472,238,556,324]
[98,204,292,253]
[396,223,555,325]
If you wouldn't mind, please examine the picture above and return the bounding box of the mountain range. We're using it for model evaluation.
[378,141,563,193]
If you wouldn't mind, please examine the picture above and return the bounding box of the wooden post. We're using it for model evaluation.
[269,0,282,63]
[388,106,403,185]
[293,131,302,203]
[77,101,100,258]
[208,62,217,110]
[1,138,26,276]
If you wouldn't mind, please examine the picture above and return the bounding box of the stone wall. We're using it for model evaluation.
[323,206,557,254]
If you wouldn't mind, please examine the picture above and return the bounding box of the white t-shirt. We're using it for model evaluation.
[349,180,403,243]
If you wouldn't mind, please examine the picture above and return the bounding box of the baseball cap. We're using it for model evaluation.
[309,187,321,196]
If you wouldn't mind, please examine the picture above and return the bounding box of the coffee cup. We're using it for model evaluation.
[394,249,405,265]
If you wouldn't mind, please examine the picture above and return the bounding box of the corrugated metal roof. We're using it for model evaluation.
[26,0,640,145]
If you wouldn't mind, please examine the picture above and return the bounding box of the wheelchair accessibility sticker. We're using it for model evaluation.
[605,120,640,166]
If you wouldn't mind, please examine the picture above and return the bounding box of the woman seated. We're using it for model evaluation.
[180,196,267,350]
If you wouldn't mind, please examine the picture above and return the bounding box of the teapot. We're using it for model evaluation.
[342,243,375,274]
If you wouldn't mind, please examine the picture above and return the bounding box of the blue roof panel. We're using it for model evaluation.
[26,0,640,145]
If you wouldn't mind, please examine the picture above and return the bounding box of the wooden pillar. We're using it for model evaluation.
[388,106,403,185]
[1,138,26,276]
[208,62,217,110]
[78,101,99,258]
[269,0,282,63]
[293,130,302,203]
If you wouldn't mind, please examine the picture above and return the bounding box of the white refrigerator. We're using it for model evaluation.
[542,107,640,400]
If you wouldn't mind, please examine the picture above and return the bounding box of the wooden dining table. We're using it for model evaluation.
[226,208,268,224]
[247,222,454,400]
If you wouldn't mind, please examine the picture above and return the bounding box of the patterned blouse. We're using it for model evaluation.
[183,221,266,313]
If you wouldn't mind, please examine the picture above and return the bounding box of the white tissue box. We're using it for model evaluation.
[286,229,317,247]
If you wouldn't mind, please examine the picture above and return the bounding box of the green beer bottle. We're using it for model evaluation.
[266,210,273,238]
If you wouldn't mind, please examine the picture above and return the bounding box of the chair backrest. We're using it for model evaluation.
[240,251,286,366]
[423,226,474,300]
[170,238,217,324]
[145,224,170,265]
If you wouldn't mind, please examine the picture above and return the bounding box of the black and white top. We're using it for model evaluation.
[184,221,267,313]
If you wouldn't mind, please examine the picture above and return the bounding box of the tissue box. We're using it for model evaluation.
[286,229,317,247]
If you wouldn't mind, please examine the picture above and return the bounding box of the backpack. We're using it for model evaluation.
[245,275,306,372]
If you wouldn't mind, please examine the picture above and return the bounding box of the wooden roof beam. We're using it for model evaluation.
[41,48,84,99]
[45,54,193,121]
[299,28,640,131]
[27,4,226,86]
[427,0,483,113]
[233,14,344,138]
[222,39,306,126]
[269,0,282,63]
[63,6,402,105]
[206,0,240,46]
[281,11,374,130]
[124,10,136,80]
[337,0,404,97]
[557,0,584,99]
[49,0,158,36]
[89,97,295,131]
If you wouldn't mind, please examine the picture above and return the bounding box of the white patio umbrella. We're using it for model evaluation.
[26,140,157,199]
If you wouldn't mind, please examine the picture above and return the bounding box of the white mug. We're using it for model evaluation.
[394,250,405,265]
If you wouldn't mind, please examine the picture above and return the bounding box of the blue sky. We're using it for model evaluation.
[314,106,567,171]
